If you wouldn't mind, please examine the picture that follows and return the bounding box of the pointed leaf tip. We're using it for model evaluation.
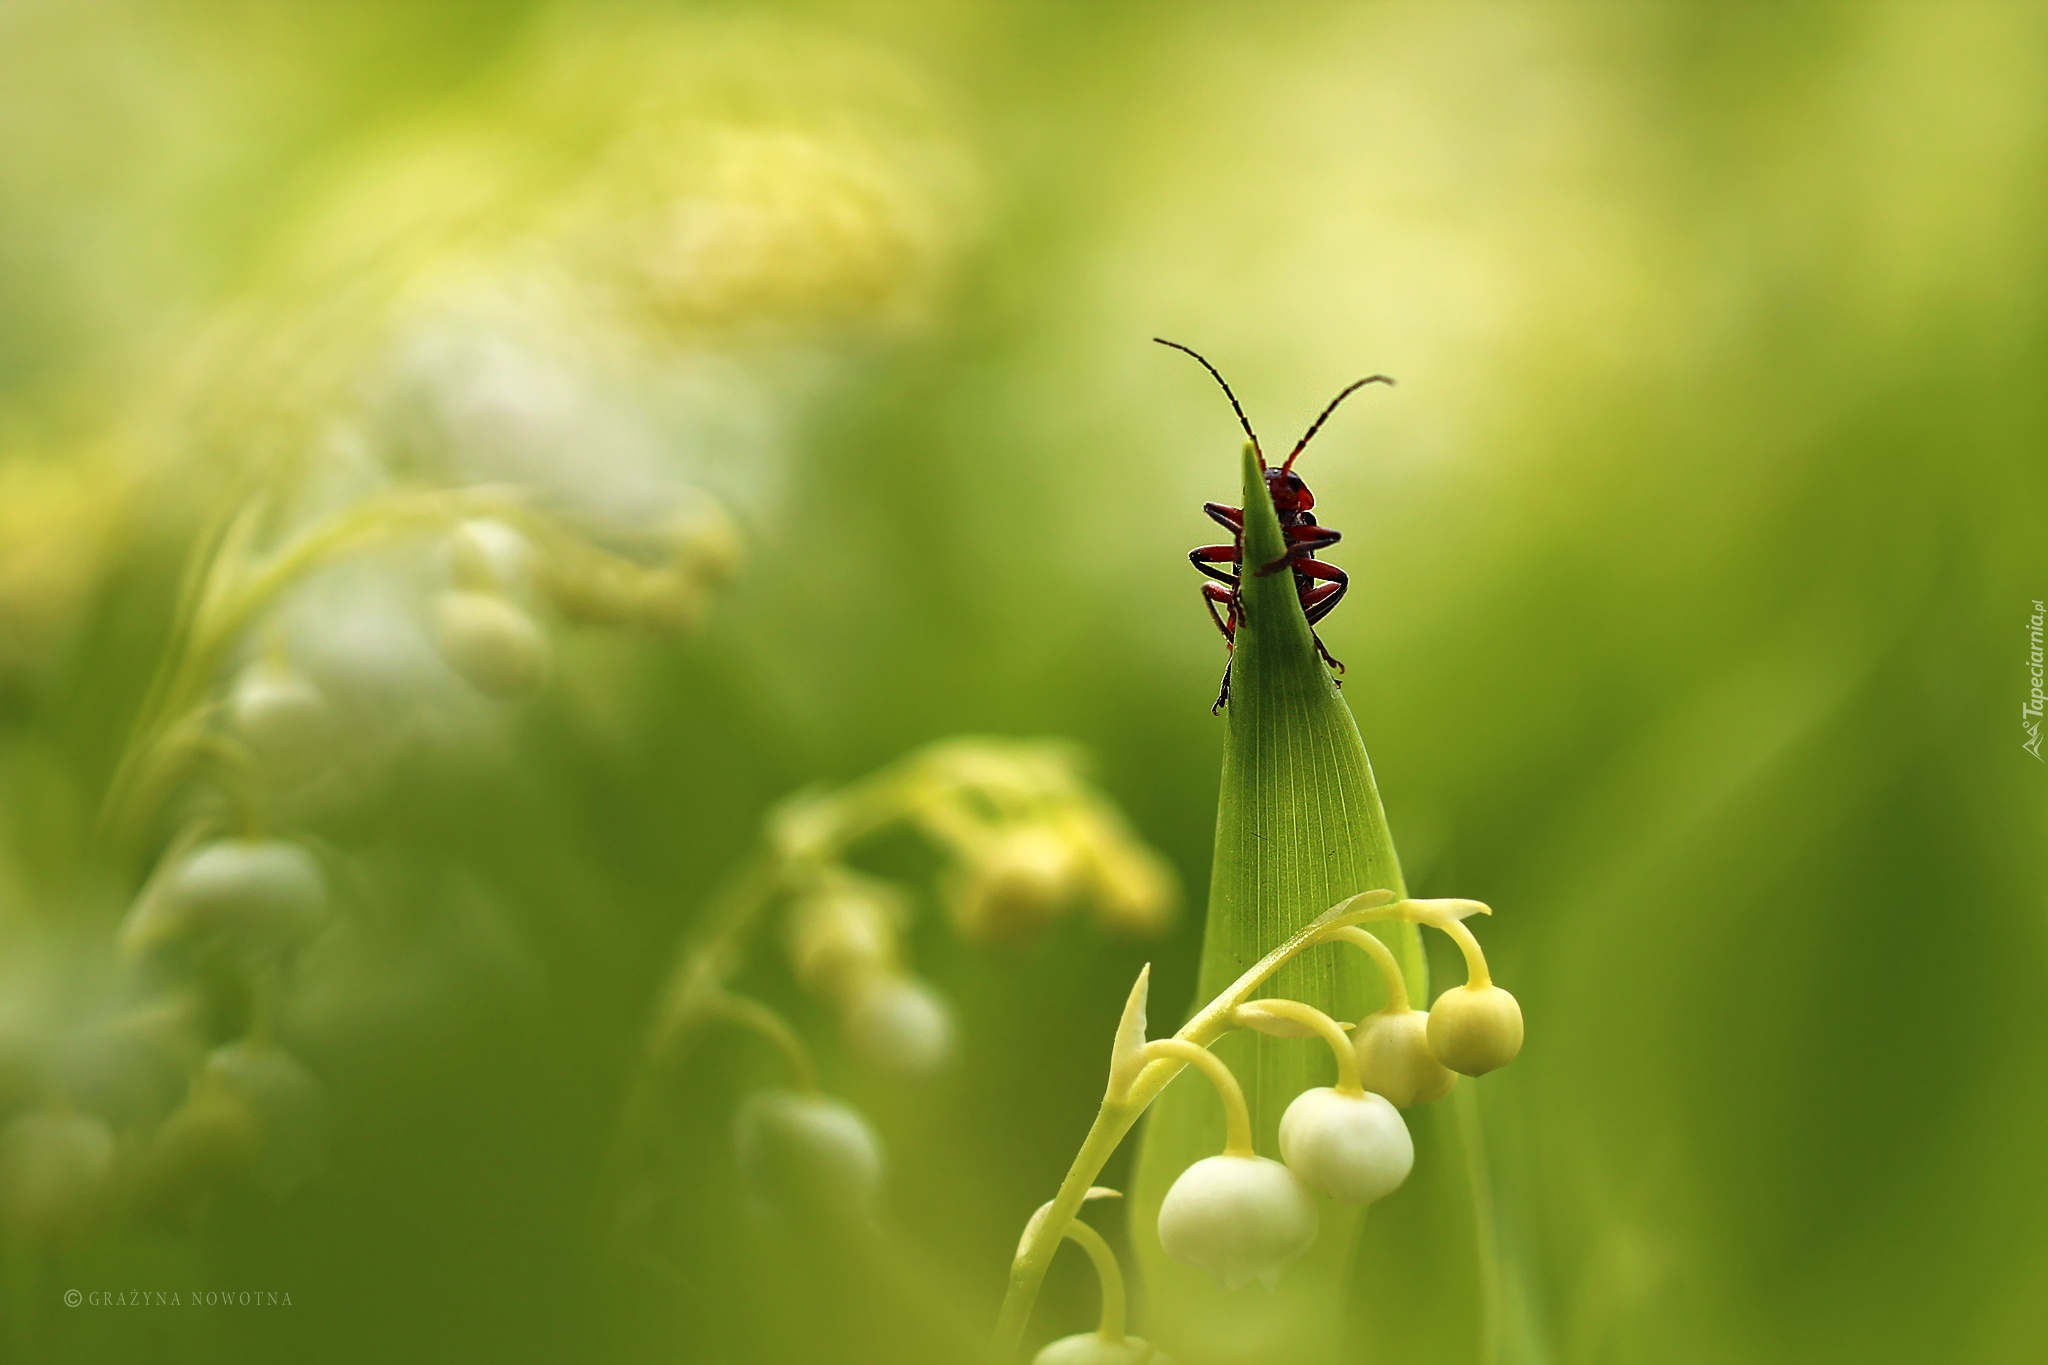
[1107,964,1152,1102]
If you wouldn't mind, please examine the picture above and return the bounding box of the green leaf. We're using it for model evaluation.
[1129,441,1425,1363]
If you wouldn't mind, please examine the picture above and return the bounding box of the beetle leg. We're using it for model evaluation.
[1300,580,1347,623]
[1284,523,1341,554]
[1200,584,1241,712]
[1204,502,1244,533]
[1189,542,1242,587]
[1201,582,1239,642]
[1297,562,1349,672]
[1310,630,1345,678]
[1292,557,1346,587]
[1299,562,1348,626]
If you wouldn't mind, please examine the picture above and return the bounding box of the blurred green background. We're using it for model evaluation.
[0,2,2044,1363]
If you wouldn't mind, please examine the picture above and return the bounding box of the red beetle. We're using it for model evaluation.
[1161,338,1393,712]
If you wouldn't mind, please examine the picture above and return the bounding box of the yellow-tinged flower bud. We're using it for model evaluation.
[948,824,1079,945]
[674,507,744,584]
[433,589,550,697]
[1352,1009,1457,1108]
[0,1110,114,1247]
[1033,1333,1174,1364]
[629,567,709,635]
[785,879,901,1003]
[1156,1154,1317,1290]
[1066,811,1177,938]
[1426,983,1524,1076]
[1278,1087,1413,1205]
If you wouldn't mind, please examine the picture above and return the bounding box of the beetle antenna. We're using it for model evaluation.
[1155,338,1262,463]
[1282,374,1395,472]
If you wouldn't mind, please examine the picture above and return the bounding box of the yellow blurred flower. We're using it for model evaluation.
[0,452,128,678]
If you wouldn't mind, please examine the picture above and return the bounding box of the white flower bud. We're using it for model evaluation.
[1157,1154,1317,1289]
[1426,984,1524,1076]
[0,1110,114,1246]
[732,1090,882,1219]
[433,589,550,697]
[950,824,1079,945]
[1278,1087,1413,1205]
[205,1042,329,1197]
[1352,1010,1457,1108]
[1033,1332,1174,1364]
[450,519,534,593]
[230,660,333,779]
[843,975,953,1075]
[123,839,328,957]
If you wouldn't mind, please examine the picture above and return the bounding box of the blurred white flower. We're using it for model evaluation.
[732,1089,883,1220]
[1033,1333,1174,1365]
[230,657,336,782]
[842,974,954,1076]
[433,589,551,699]
[203,1041,329,1198]
[123,839,329,960]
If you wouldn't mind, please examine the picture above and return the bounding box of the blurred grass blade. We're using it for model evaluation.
[1129,441,1423,1363]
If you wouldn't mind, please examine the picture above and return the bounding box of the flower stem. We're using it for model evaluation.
[1061,1216,1129,1343]
[1326,925,1413,1011]
[1237,998,1361,1096]
[1143,1040,1253,1157]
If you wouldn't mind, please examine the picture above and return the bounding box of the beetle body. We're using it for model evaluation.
[1163,339,1390,712]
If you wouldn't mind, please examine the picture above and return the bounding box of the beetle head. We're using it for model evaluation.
[1264,466,1314,513]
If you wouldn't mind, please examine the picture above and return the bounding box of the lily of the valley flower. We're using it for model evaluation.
[1278,1087,1413,1205]
[230,656,334,780]
[1157,1153,1318,1290]
[123,839,329,958]
[843,973,954,1075]
[731,1089,883,1219]
[433,588,550,697]
[1147,1035,1319,1289]
[1427,982,1524,1076]
[1352,1008,1457,1107]
[204,1040,329,1198]
[1032,1332,1174,1364]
